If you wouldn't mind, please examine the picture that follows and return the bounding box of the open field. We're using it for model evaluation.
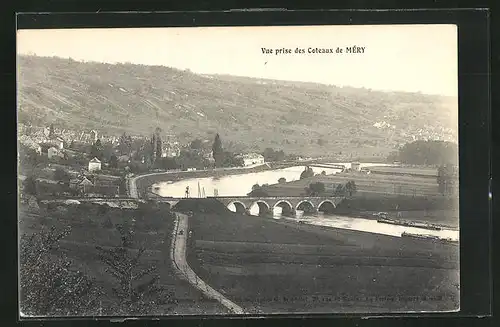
[185,203,459,314]
[263,170,442,197]
[19,201,228,315]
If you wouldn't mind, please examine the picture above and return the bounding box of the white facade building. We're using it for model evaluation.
[241,153,265,167]
[88,157,102,172]
[47,147,61,159]
[90,130,98,142]
[161,144,180,158]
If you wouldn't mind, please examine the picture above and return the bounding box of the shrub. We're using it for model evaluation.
[95,223,172,315]
[305,182,326,196]
[19,226,102,316]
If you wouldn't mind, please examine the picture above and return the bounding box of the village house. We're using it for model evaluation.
[239,153,265,167]
[48,135,65,149]
[70,176,94,194]
[47,146,63,159]
[88,157,102,172]
[70,175,120,197]
[161,144,180,158]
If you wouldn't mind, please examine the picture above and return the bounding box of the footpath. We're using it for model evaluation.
[171,212,245,314]
[128,173,245,314]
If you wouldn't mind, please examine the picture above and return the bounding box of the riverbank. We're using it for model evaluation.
[332,195,459,229]
[340,209,459,230]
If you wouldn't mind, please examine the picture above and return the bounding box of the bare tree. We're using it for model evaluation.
[95,223,171,315]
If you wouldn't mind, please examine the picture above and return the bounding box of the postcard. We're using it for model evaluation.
[17,24,459,317]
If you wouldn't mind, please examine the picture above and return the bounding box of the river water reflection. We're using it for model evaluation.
[280,212,459,241]
[154,163,386,198]
[153,163,459,241]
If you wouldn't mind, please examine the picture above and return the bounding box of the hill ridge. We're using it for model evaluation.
[17,55,458,157]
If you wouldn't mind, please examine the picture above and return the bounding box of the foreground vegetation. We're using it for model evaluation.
[19,200,227,316]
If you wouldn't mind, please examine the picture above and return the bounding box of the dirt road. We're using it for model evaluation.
[171,212,245,314]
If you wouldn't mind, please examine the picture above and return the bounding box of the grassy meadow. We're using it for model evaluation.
[185,208,459,314]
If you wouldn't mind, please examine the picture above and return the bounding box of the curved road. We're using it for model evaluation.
[172,213,245,314]
[128,171,246,314]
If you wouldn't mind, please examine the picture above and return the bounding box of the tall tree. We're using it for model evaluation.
[437,164,457,195]
[23,175,37,196]
[344,180,357,196]
[90,139,103,160]
[49,124,55,138]
[150,133,157,163]
[155,135,162,160]
[118,132,133,156]
[300,166,315,180]
[96,222,171,315]
[150,127,163,163]
[109,155,118,169]
[212,133,224,168]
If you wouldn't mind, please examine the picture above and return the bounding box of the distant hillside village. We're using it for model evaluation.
[17,123,272,200]
[18,119,458,202]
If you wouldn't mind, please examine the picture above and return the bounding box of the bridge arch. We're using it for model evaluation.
[318,200,336,213]
[296,200,316,213]
[227,201,247,214]
[250,200,270,216]
[274,200,294,216]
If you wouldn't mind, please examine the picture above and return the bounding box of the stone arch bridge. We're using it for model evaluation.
[145,191,345,216]
[209,196,345,216]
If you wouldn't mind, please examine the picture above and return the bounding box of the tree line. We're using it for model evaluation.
[385,140,458,196]
[387,140,458,166]
[248,179,357,197]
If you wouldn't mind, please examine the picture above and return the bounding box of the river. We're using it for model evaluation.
[153,163,459,242]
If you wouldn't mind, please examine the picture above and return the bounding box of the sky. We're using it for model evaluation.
[17,25,458,96]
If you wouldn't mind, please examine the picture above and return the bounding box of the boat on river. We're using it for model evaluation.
[377,217,442,231]
[401,232,458,244]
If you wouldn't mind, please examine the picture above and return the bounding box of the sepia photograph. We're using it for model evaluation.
[17,24,459,317]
